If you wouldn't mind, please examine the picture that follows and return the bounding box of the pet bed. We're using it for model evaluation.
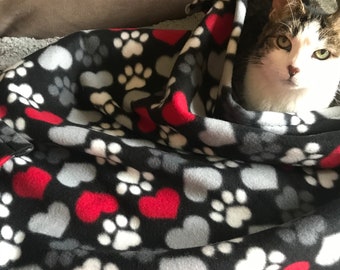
[0,0,340,269]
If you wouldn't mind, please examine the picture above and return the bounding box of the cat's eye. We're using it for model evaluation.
[313,49,331,60]
[276,36,292,51]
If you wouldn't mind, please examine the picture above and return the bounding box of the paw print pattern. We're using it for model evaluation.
[275,186,315,222]
[0,193,13,218]
[181,26,204,54]
[280,143,323,166]
[48,76,77,106]
[235,247,286,270]
[118,63,152,91]
[147,149,186,174]
[207,156,240,170]
[34,145,70,165]
[240,132,282,162]
[201,242,233,258]
[74,257,119,270]
[0,125,29,144]
[3,117,30,141]
[193,146,216,157]
[158,125,188,149]
[2,156,32,174]
[303,167,339,189]
[0,225,25,267]
[76,35,109,67]
[210,189,252,228]
[290,111,316,134]
[97,215,142,251]
[85,139,122,166]
[92,122,125,137]
[45,238,94,268]
[7,83,44,109]
[121,248,166,263]
[116,167,154,195]
[151,77,176,110]
[178,53,204,88]
[3,61,34,79]
[113,31,149,58]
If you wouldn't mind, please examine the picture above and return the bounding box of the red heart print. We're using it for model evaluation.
[13,167,52,200]
[284,261,310,270]
[205,13,234,45]
[76,191,119,223]
[162,91,195,126]
[152,29,187,45]
[0,106,7,118]
[139,188,180,219]
[25,107,63,125]
[135,107,157,133]
[320,146,340,168]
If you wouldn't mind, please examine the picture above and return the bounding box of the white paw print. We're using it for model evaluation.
[235,247,286,270]
[0,225,25,267]
[290,111,316,134]
[4,117,26,133]
[0,193,13,218]
[7,83,44,109]
[97,215,142,251]
[280,143,323,166]
[207,156,240,169]
[85,139,122,166]
[74,258,118,270]
[116,167,154,195]
[2,156,32,174]
[113,31,149,58]
[118,63,152,91]
[210,189,252,228]
[3,61,34,79]
[304,167,339,189]
[201,242,233,258]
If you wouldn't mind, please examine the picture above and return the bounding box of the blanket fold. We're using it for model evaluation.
[1,0,340,269]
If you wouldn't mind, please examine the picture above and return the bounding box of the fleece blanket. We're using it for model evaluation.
[1,0,340,269]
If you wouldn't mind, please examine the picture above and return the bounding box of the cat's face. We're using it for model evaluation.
[259,19,340,91]
[244,0,340,112]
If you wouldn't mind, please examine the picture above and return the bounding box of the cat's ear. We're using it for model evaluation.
[269,0,305,22]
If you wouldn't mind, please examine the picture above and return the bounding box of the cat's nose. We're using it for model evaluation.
[288,65,300,77]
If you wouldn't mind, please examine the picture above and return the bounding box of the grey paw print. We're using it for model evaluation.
[34,145,70,165]
[48,76,77,106]
[277,215,326,246]
[178,53,204,88]
[275,186,315,222]
[0,125,27,144]
[121,248,167,264]
[240,132,282,162]
[76,35,109,67]
[45,239,94,268]
[147,148,186,174]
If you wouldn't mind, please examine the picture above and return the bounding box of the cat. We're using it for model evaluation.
[236,0,340,113]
